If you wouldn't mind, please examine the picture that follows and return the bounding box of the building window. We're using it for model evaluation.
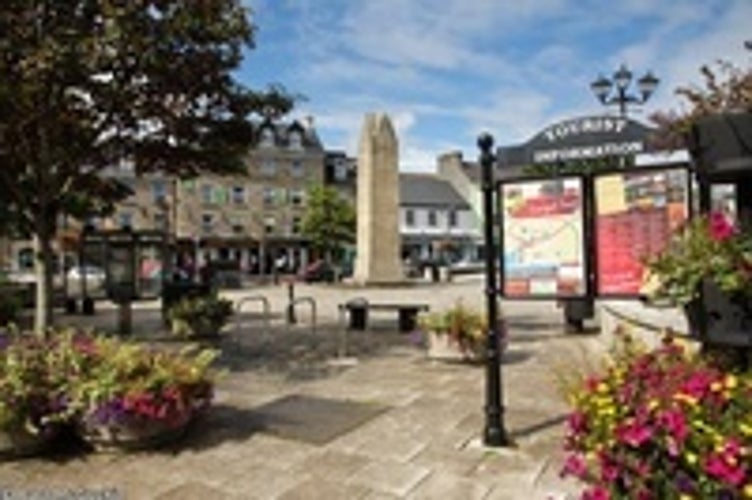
[290,189,304,207]
[405,209,415,227]
[153,212,167,231]
[201,213,214,233]
[291,160,304,177]
[231,186,245,204]
[289,131,303,150]
[448,209,458,228]
[17,248,34,270]
[263,187,276,206]
[232,223,244,234]
[334,162,348,181]
[201,184,213,204]
[261,159,277,177]
[118,212,133,229]
[152,180,167,203]
[259,127,275,148]
[428,210,437,227]
[291,216,301,235]
[264,216,276,235]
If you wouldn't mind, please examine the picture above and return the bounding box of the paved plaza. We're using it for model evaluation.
[0,277,607,499]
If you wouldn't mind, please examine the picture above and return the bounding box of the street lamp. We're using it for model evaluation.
[590,64,659,117]
[478,133,511,447]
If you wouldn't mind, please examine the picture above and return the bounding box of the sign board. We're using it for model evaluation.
[496,115,653,179]
[595,168,689,295]
[500,177,586,297]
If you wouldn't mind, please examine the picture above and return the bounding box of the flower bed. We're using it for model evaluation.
[561,331,752,498]
[0,329,218,456]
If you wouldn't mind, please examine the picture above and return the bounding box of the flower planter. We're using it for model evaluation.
[0,426,57,458]
[684,279,752,347]
[79,410,193,452]
[426,331,484,363]
[169,319,222,339]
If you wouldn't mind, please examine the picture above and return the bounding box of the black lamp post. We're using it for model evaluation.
[590,64,659,117]
[478,133,511,447]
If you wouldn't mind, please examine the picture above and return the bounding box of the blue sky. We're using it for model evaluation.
[238,0,750,172]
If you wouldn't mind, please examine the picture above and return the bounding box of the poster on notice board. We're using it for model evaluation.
[501,178,586,297]
[595,168,689,295]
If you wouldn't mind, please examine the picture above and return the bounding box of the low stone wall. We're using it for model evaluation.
[598,300,696,350]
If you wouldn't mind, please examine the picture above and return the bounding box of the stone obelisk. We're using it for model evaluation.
[353,113,403,285]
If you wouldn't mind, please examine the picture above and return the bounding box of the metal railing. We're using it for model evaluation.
[287,296,316,334]
[234,295,271,335]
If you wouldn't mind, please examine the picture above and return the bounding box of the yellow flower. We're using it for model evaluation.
[647,399,659,411]
[685,451,698,465]
[596,382,609,394]
[725,375,738,389]
[674,393,698,406]
[744,483,752,498]
[711,381,723,392]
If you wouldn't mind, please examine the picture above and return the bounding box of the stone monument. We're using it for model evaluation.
[353,113,404,284]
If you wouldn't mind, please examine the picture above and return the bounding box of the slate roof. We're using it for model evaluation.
[399,173,470,208]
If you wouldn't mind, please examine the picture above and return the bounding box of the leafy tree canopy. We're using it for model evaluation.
[300,185,355,261]
[649,42,751,150]
[0,0,294,235]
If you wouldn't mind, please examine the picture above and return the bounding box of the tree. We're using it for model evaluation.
[649,42,751,150]
[0,1,293,334]
[300,185,356,264]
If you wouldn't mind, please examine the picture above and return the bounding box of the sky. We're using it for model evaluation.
[237,0,751,172]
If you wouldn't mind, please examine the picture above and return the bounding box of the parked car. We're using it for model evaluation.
[297,260,335,283]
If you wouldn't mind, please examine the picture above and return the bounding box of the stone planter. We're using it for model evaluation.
[684,279,752,347]
[79,410,193,452]
[0,426,57,458]
[426,331,484,363]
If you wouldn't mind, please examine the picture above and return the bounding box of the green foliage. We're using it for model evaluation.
[649,43,752,150]
[300,185,355,260]
[167,294,234,338]
[0,1,295,332]
[0,328,219,447]
[645,213,752,305]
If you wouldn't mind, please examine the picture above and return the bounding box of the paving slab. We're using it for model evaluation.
[0,279,606,499]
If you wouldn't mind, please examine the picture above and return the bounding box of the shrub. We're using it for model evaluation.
[167,294,234,338]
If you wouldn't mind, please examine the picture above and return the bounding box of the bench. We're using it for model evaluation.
[339,298,429,332]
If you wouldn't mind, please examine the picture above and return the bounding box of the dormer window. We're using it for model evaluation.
[288,130,303,150]
[259,127,275,148]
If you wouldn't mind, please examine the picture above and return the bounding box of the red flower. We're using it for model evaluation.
[583,486,611,500]
[561,453,588,479]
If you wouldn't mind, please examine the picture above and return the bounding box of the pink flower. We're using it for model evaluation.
[709,211,736,242]
[704,454,746,486]
[617,419,653,447]
[583,486,611,500]
[561,453,589,479]
[657,408,688,443]
[568,411,588,434]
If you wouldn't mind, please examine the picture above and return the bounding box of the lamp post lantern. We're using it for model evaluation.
[478,132,511,447]
[590,64,659,117]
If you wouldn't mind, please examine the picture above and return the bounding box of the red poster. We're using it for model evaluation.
[595,169,688,295]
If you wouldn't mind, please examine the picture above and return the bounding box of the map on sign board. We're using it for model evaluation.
[501,178,585,297]
[595,168,689,295]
